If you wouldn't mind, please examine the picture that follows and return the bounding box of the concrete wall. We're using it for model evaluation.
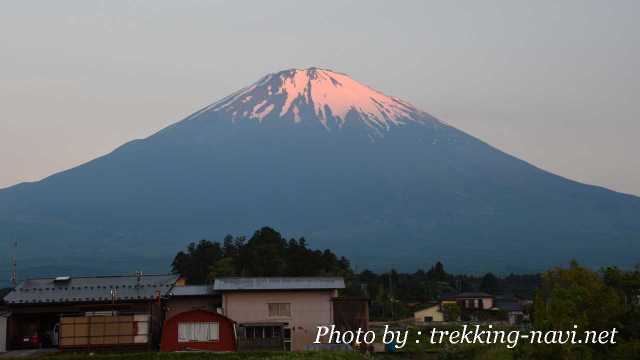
[483,298,494,310]
[222,290,337,351]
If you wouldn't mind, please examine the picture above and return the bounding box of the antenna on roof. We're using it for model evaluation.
[136,270,143,286]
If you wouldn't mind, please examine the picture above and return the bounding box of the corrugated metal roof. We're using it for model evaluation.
[169,285,217,297]
[3,274,178,305]
[494,299,523,312]
[213,277,345,291]
[441,292,494,300]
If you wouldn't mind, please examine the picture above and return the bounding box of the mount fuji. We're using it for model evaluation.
[1,67,639,277]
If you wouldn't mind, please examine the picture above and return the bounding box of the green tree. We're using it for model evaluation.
[529,261,624,359]
[208,257,236,280]
[442,303,461,322]
[602,266,640,308]
[171,239,224,284]
[239,227,288,276]
[534,261,623,330]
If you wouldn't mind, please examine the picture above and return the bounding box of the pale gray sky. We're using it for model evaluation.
[1,0,639,195]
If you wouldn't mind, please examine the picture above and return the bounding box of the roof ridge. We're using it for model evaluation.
[214,276,344,279]
[22,273,175,281]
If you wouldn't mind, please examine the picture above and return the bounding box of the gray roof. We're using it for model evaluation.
[170,285,218,297]
[213,277,345,291]
[495,299,523,312]
[3,274,178,305]
[441,292,494,300]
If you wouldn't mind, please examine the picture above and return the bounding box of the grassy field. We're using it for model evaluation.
[0,348,518,360]
[1,351,367,360]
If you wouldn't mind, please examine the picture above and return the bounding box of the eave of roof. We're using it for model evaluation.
[213,277,345,291]
[440,292,495,300]
[170,285,218,297]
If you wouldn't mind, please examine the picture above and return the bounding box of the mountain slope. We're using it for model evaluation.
[1,68,639,277]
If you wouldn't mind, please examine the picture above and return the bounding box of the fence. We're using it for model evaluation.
[60,314,150,349]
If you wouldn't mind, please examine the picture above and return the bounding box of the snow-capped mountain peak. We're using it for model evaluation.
[194,67,434,132]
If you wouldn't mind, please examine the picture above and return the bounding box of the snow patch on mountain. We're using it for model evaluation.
[193,67,437,133]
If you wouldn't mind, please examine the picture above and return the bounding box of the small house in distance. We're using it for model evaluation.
[441,292,494,311]
[414,302,444,323]
[413,292,530,325]
[413,293,496,324]
[214,277,345,351]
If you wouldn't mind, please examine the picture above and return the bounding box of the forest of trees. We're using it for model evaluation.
[171,226,352,284]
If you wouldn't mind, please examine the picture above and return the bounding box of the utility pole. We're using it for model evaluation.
[111,287,119,317]
[10,239,17,288]
[388,265,395,320]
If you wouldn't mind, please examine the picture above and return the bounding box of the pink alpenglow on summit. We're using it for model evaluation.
[194,67,434,132]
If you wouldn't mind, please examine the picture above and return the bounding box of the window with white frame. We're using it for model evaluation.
[178,322,219,342]
[268,303,291,317]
